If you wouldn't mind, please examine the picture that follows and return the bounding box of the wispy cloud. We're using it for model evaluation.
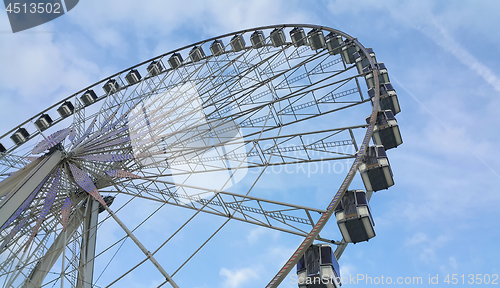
[326,0,500,93]
[414,16,500,93]
[393,76,500,179]
[247,227,280,245]
[405,232,451,263]
[220,267,259,288]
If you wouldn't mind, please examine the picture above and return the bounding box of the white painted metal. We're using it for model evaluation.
[0,150,62,228]
[103,205,180,288]
[22,205,86,288]
[77,198,99,288]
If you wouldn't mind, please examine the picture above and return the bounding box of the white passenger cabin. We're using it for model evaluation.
[296,244,341,288]
[366,110,403,150]
[335,190,375,243]
[358,145,394,192]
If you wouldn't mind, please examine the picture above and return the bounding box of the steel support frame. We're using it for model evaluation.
[0,150,62,229]
[22,204,86,288]
[102,205,180,288]
[110,182,335,243]
[76,197,99,288]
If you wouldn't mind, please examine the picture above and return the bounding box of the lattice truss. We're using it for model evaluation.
[0,26,372,287]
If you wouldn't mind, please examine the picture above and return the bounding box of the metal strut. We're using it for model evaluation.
[22,204,86,288]
[102,205,180,288]
[76,198,99,288]
[0,150,62,229]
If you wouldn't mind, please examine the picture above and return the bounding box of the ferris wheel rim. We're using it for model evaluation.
[0,23,387,288]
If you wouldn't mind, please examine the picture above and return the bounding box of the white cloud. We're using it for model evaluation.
[247,227,280,245]
[69,0,313,50]
[0,27,105,138]
[220,267,259,288]
[0,25,101,97]
[438,256,459,274]
[405,232,428,247]
[339,263,356,279]
[404,232,451,263]
[449,257,458,270]
[1,33,66,96]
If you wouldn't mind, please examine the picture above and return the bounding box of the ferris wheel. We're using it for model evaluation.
[0,24,402,288]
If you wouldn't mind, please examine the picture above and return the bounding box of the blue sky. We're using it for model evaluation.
[1,0,500,287]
